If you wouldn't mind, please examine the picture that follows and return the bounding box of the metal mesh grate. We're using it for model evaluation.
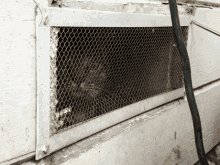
[50,26,188,134]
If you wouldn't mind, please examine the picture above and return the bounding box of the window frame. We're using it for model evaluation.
[36,7,190,160]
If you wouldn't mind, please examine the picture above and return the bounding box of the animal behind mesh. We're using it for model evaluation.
[50,26,188,134]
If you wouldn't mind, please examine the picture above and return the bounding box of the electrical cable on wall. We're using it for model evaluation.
[168,0,209,164]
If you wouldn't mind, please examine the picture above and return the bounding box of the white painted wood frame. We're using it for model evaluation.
[36,7,191,160]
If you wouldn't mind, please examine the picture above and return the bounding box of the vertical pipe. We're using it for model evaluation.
[168,0,208,164]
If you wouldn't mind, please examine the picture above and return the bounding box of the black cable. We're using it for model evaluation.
[168,0,209,164]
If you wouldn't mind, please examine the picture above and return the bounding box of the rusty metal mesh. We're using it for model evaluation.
[50,26,188,135]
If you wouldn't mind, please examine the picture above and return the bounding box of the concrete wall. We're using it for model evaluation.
[1,0,220,164]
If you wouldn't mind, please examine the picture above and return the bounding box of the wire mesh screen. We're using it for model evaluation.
[50,26,188,135]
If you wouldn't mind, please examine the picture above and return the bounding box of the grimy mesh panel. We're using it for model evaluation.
[50,26,188,135]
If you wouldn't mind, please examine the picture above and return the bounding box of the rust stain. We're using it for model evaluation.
[173,146,181,160]
[163,145,181,165]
